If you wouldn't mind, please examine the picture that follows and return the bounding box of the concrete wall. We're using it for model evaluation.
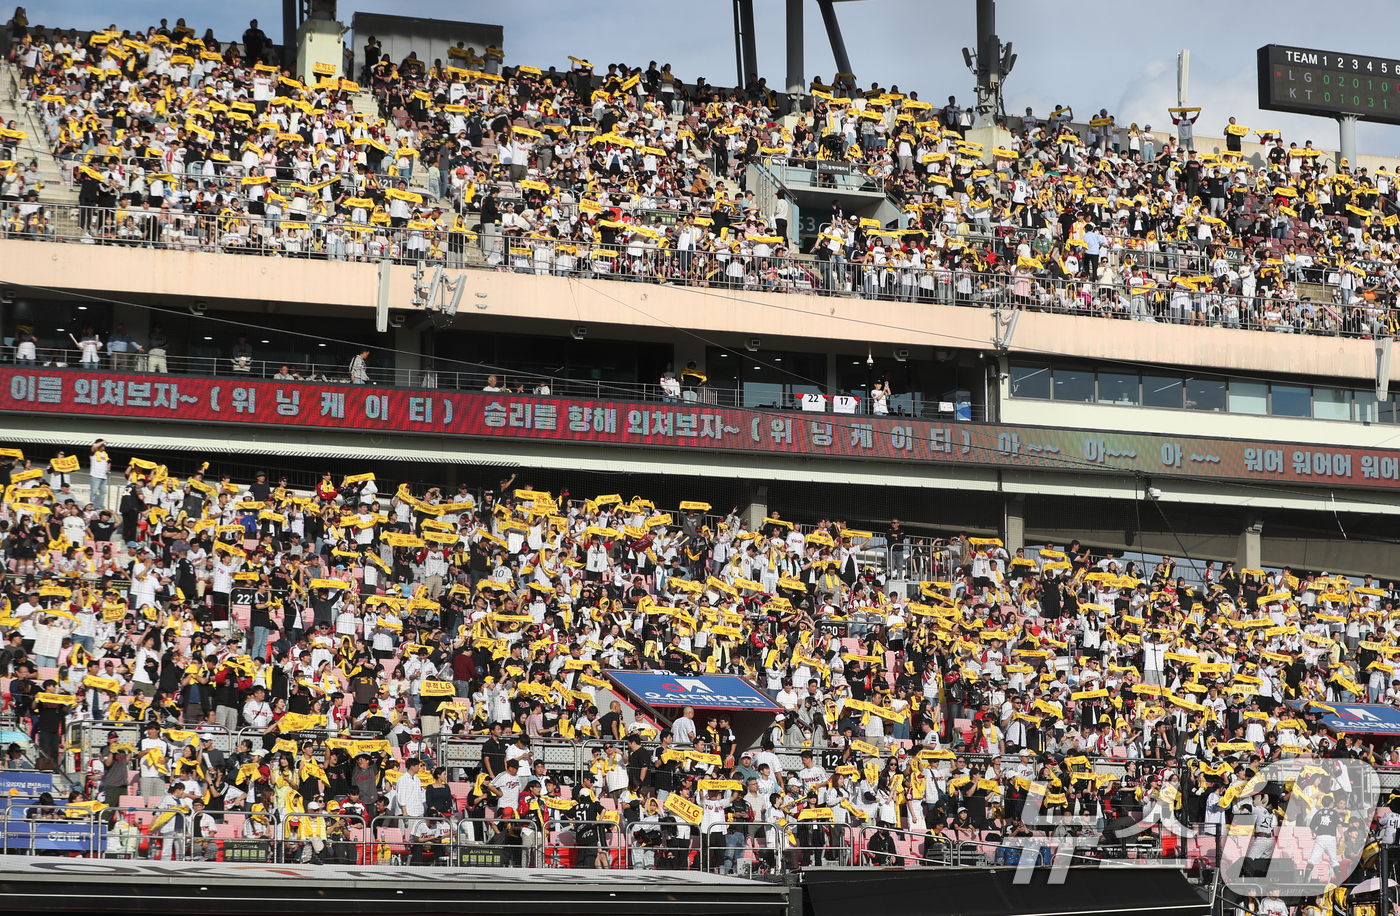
[2,239,1393,385]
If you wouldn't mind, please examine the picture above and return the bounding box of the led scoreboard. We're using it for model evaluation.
[1258,45,1400,126]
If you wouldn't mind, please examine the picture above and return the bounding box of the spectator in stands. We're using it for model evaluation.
[350,349,371,385]
[104,324,141,370]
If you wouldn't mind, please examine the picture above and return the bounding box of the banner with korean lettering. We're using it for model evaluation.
[3,367,1400,490]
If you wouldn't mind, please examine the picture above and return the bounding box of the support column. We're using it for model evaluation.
[1002,494,1025,554]
[737,0,758,89]
[1238,517,1263,572]
[742,484,768,532]
[281,0,298,70]
[816,0,853,92]
[1338,115,1358,171]
[732,1,744,87]
[785,0,804,112]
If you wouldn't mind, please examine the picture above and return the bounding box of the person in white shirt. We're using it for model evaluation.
[671,706,696,745]
[89,440,111,509]
[490,758,524,813]
[796,750,827,792]
[395,757,427,820]
[242,685,274,733]
[153,783,191,860]
[138,723,170,798]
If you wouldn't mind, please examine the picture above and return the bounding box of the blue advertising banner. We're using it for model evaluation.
[0,772,53,798]
[1289,701,1400,735]
[4,821,98,851]
[606,672,782,711]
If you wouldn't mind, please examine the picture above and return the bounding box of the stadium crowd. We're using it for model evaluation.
[0,440,1391,893]
[2,17,1399,334]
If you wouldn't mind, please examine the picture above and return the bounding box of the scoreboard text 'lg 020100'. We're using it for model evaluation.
[1258,44,1400,126]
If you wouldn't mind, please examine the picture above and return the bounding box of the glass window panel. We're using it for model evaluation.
[1053,365,1095,403]
[1382,398,1398,424]
[1185,377,1227,412]
[1009,363,1050,400]
[1312,387,1351,421]
[1271,384,1311,417]
[1354,391,1378,423]
[1229,381,1268,415]
[1096,372,1140,406]
[743,382,785,409]
[1143,374,1184,409]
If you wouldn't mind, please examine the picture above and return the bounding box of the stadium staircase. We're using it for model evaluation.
[1,61,79,208]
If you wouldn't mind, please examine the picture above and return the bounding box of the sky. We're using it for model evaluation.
[20,0,1400,153]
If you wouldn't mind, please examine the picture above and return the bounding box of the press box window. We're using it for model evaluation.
[1311,388,1350,422]
[1143,374,1184,410]
[1229,381,1268,415]
[1008,363,1050,400]
[1052,365,1095,403]
[1271,384,1311,418]
[1096,371,1140,406]
[1185,377,1227,412]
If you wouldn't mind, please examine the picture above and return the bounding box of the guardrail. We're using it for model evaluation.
[1,200,1388,340]
[0,792,1228,874]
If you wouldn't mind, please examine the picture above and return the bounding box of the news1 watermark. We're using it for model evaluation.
[1009,756,1379,891]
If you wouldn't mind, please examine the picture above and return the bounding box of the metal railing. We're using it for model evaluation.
[0,792,1228,874]
[2,199,1390,340]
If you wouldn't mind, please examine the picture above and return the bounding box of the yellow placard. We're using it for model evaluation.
[664,792,703,824]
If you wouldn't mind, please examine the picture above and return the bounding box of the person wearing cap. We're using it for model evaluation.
[490,757,524,814]
[732,749,758,783]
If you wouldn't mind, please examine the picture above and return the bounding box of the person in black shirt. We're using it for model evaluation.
[248,471,273,503]
[90,511,117,542]
[242,19,268,66]
[1240,573,1261,613]
[625,734,651,789]
[424,766,455,818]
[886,519,910,578]
[662,635,689,674]
[597,700,624,742]
[249,583,273,662]
[480,721,508,779]
[33,679,66,768]
[1224,117,1243,153]
[0,634,25,676]
[1182,151,1204,202]
[1219,562,1240,600]
[713,715,738,763]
